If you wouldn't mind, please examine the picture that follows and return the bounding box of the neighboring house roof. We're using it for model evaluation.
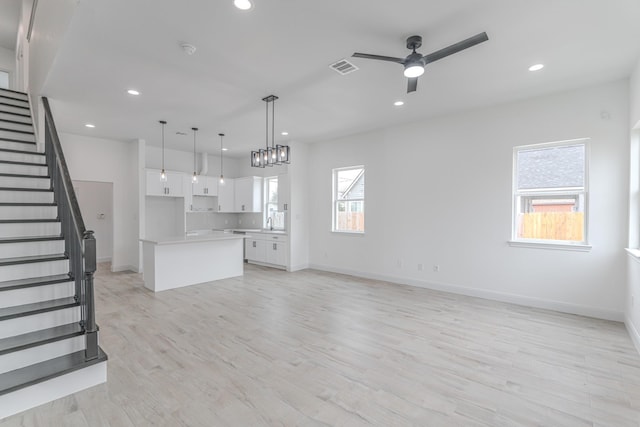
[517,144,585,189]
[343,170,364,199]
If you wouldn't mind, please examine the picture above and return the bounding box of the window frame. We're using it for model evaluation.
[332,165,365,234]
[510,138,591,250]
[263,176,284,230]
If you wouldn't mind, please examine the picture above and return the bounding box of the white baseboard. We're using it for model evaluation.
[111,264,138,273]
[0,361,107,420]
[288,263,309,272]
[308,263,624,322]
[97,257,112,263]
[626,315,640,356]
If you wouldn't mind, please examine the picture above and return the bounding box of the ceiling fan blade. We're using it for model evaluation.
[352,53,405,64]
[423,32,488,64]
[407,77,418,93]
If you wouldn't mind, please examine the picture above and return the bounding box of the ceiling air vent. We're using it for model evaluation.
[330,59,358,75]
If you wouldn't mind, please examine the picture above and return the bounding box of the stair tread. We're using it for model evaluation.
[0,147,44,155]
[0,172,49,179]
[0,159,44,167]
[0,118,33,126]
[0,219,59,224]
[0,297,77,321]
[0,274,72,292]
[0,88,27,96]
[0,137,36,144]
[0,253,67,266]
[0,102,29,110]
[0,235,63,243]
[0,202,56,206]
[0,347,107,396]
[0,127,34,135]
[0,187,52,192]
[0,323,83,355]
[0,110,31,119]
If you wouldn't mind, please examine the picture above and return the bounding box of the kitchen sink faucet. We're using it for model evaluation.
[266,216,273,231]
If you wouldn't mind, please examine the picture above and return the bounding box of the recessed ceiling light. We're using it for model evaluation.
[222,148,229,151]
[281,131,289,136]
[233,0,252,10]
[394,101,404,106]
[127,89,140,95]
[85,123,95,128]
[528,64,544,72]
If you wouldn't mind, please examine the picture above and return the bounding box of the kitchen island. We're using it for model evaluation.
[140,231,246,292]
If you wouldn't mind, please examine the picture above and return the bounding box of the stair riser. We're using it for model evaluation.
[0,163,47,175]
[0,259,68,282]
[0,151,45,164]
[0,130,36,143]
[0,240,65,259]
[0,335,84,375]
[0,112,31,124]
[0,97,29,109]
[0,221,60,238]
[0,105,30,116]
[0,176,50,189]
[0,190,54,204]
[0,205,57,220]
[0,121,33,133]
[0,90,28,101]
[0,281,74,309]
[0,305,79,339]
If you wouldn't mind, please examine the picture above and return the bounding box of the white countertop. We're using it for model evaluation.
[228,228,288,235]
[140,231,247,245]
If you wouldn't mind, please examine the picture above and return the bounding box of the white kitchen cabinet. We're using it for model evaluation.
[217,179,235,212]
[277,173,290,212]
[246,232,287,269]
[245,238,266,262]
[146,169,185,197]
[193,176,218,197]
[234,176,262,213]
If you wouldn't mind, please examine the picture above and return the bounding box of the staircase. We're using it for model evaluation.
[0,89,107,420]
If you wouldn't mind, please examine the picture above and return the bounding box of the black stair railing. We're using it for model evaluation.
[42,97,99,361]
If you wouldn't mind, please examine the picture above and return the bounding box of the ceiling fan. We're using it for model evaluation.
[352,32,489,93]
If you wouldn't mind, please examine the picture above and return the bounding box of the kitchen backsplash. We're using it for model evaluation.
[186,212,263,231]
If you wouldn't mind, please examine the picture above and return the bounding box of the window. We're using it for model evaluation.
[333,166,365,233]
[512,139,588,246]
[264,176,284,230]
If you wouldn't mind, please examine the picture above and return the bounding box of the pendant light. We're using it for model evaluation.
[251,95,290,167]
[159,120,167,181]
[219,133,225,184]
[191,127,198,184]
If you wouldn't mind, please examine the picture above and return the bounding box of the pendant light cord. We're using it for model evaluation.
[219,133,224,177]
[271,98,275,149]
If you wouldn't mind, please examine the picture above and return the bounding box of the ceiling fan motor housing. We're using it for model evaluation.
[406,35,422,51]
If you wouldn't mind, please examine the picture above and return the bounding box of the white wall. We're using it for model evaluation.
[73,180,114,263]
[288,141,309,271]
[60,133,139,272]
[308,79,629,321]
[626,58,640,352]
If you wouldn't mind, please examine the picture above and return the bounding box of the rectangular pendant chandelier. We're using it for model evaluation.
[250,95,290,168]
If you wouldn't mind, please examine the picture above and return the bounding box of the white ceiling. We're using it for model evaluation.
[42,0,640,157]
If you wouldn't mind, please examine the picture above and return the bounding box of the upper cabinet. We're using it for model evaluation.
[146,169,185,197]
[234,177,262,213]
[217,179,235,212]
[193,176,218,197]
[277,173,289,212]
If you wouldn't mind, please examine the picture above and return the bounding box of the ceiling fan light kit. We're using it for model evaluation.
[251,95,290,168]
[353,32,489,93]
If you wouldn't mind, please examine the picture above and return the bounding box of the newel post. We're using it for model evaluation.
[83,230,99,360]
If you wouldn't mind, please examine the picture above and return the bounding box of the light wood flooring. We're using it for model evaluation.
[2,263,640,426]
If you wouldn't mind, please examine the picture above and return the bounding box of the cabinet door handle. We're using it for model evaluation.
[273,243,277,250]
[219,205,221,211]
[284,203,287,211]
[242,205,245,211]
[253,241,256,248]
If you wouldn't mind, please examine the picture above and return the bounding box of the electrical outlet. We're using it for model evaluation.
[433,265,439,272]
[396,259,402,268]
[252,219,256,225]
[225,219,228,224]
[238,219,242,225]
[418,263,423,271]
